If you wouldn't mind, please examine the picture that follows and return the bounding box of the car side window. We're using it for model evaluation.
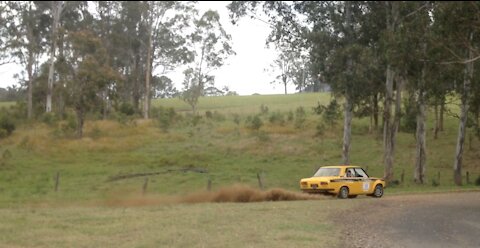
[354,168,368,178]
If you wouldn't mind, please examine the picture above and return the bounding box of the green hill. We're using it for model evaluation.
[0,92,478,206]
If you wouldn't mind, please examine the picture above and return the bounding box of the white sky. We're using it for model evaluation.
[0,1,297,96]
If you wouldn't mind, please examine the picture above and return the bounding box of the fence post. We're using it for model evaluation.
[207,178,212,191]
[466,171,470,184]
[437,171,441,184]
[142,177,149,195]
[257,172,264,190]
[54,172,60,192]
[401,169,405,184]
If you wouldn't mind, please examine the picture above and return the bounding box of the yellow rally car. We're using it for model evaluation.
[299,165,385,199]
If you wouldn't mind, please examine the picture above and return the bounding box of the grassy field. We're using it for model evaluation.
[0,92,479,247]
[0,197,351,248]
[0,92,479,206]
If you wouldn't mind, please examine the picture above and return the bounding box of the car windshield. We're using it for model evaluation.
[313,168,340,177]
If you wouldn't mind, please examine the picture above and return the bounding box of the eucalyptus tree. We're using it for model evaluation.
[46,1,65,113]
[181,10,234,113]
[433,2,480,185]
[141,1,195,119]
[3,1,49,119]
[65,30,119,137]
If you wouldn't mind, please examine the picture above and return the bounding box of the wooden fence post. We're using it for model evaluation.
[401,169,405,184]
[54,172,60,192]
[207,178,212,191]
[466,171,470,184]
[142,177,149,195]
[257,172,264,190]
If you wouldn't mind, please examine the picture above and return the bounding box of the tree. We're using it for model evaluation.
[65,31,119,137]
[181,10,234,113]
[46,1,65,113]
[141,1,195,119]
[4,1,49,119]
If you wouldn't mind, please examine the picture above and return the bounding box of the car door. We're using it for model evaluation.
[354,168,372,194]
[346,168,363,195]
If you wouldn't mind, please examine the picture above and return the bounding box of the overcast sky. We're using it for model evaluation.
[0,1,297,95]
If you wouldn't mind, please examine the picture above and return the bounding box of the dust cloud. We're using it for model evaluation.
[102,184,326,207]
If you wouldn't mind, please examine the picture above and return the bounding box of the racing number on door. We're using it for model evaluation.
[362,182,370,192]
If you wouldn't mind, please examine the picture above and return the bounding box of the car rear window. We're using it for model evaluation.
[313,168,340,177]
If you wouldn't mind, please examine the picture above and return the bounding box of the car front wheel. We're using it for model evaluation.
[338,186,349,199]
[372,184,384,198]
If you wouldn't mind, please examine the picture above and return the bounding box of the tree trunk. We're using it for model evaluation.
[439,99,445,131]
[414,87,427,184]
[373,93,379,130]
[46,1,63,113]
[342,1,353,165]
[342,94,353,164]
[75,108,84,138]
[383,65,395,182]
[453,39,474,186]
[434,101,439,139]
[143,22,152,119]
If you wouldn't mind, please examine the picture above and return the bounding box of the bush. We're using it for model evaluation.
[232,114,241,125]
[287,111,294,121]
[315,122,326,137]
[313,99,341,126]
[254,130,270,142]
[0,114,15,137]
[475,175,480,186]
[260,104,269,115]
[41,112,58,126]
[152,106,177,131]
[118,102,136,116]
[269,112,285,125]
[245,115,263,131]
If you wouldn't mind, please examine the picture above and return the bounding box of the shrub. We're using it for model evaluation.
[269,112,285,125]
[313,99,341,126]
[254,130,270,142]
[205,110,213,119]
[118,102,136,116]
[232,114,241,125]
[245,115,263,131]
[41,112,58,126]
[287,111,294,121]
[260,104,269,115]
[475,175,480,186]
[152,106,177,131]
[0,114,15,137]
[212,111,226,122]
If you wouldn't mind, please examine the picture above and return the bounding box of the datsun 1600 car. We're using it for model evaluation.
[299,165,385,199]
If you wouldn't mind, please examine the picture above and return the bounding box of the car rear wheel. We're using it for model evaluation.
[372,184,383,198]
[338,186,349,199]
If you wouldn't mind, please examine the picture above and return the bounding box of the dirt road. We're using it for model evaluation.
[340,191,480,248]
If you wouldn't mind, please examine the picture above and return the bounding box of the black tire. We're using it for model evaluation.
[372,184,384,198]
[338,186,349,199]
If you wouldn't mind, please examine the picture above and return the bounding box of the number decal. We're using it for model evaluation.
[363,182,370,192]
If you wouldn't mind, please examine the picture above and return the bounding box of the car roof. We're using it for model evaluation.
[320,165,361,169]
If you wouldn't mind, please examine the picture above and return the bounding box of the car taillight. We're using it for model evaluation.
[301,182,307,186]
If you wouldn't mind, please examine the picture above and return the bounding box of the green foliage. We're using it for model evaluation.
[402,97,417,133]
[475,176,480,186]
[245,115,263,131]
[269,112,285,125]
[260,104,269,115]
[253,130,270,142]
[206,110,226,122]
[313,99,342,126]
[152,106,177,131]
[41,112,59,126]
[118,102,136,116]
[0,114,15,138]
[287,111,294,121]
[232,114,241,125]
[51,113,77,138]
